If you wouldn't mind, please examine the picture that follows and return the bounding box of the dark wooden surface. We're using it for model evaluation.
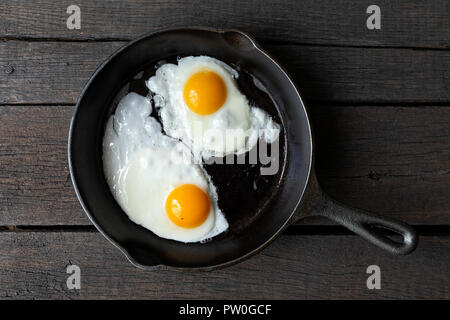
[0,105,448,226]
[2,41,450,104]
[0,233,448,299]
[0,1,449,299]
[1,1,449,48]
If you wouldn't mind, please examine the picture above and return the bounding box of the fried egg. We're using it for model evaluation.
[103,92,228,243]
[147,56,280,158]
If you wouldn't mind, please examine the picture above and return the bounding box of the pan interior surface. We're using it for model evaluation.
[69,28,312,269]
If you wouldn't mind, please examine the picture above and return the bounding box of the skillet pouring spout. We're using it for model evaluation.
[295,172,418,255]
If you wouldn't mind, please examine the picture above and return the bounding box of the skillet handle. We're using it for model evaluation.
[297,175,418,255]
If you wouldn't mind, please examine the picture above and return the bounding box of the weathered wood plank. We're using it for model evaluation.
[312,106,450,225]
[0,105,448,225]
[0,0,449,48]
[0,232,448,299]
[0,41,124,104]
[1,41,449,105]
[273,45,450,104]
[0,106,85,225]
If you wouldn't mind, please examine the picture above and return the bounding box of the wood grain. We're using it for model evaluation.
[0,232,448,299]
[1,41,450,105]
[0,41,124,105]
[312,106,450,225]
[0,105,448,225]
[0,1,449,48]
[0,106,85,225]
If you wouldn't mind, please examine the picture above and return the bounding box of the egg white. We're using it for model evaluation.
[103,92,228,243]
[146,56,280,158]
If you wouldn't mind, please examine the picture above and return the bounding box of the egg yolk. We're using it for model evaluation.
[165,184,210,228]
[183,70,227,115]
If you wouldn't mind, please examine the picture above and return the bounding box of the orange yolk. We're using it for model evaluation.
[183,70,227,115]
[165,184,210,228]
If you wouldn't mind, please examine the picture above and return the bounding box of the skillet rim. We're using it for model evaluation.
[68,26,313,271]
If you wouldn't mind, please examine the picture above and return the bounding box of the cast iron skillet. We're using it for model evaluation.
[68,27,418,270]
